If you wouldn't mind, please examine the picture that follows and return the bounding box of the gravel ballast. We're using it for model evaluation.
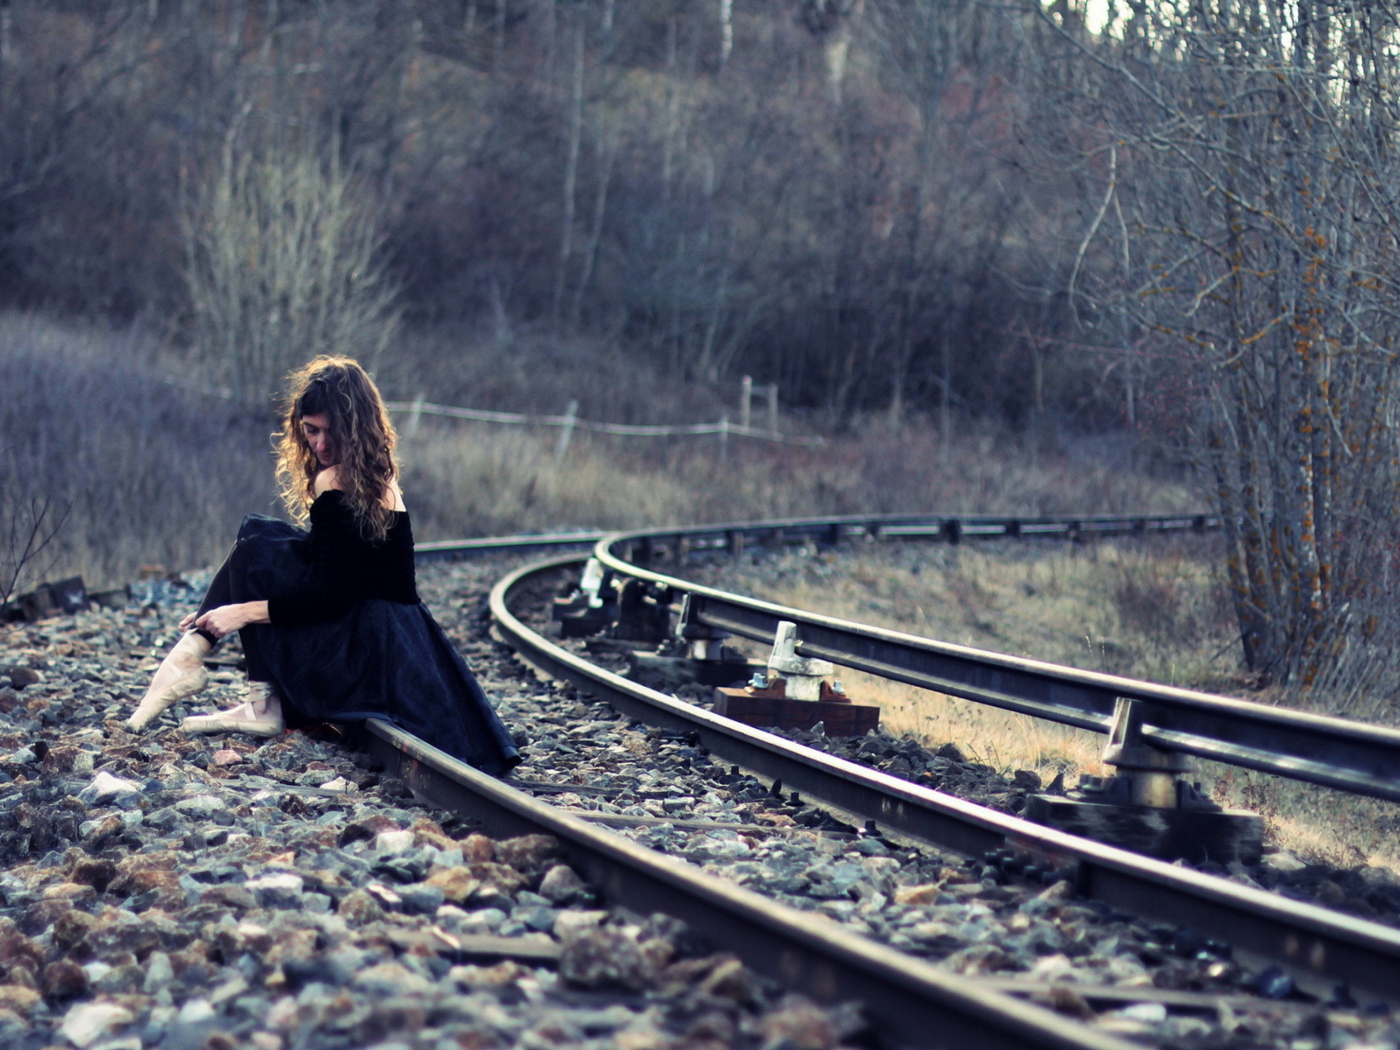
[0,551,1396,1049]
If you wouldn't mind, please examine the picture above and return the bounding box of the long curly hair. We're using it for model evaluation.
[275,356,400,543]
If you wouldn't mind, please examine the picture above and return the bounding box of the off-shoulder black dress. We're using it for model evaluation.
[192,491,520,775]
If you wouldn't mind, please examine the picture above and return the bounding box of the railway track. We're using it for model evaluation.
[379,513,1400,1048]
[4,512,1399,1049]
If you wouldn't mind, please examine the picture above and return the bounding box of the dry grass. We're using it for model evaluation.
[697,537,1237,789]
[1,311,1197,582]
[702,535,1241,685]
[400,424,699,539]
[0,314,276,593]
[399,417,1200,543]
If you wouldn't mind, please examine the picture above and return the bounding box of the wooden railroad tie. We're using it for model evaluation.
[712,678,880,737]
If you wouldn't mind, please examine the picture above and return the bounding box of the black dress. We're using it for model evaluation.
[194,491,520,776]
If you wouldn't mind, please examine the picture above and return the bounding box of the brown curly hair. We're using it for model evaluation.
[275,356,400,543]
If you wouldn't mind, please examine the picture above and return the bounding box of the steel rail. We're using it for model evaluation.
[363,719,1135,1050]
[597,512,1216,554]
[410,513,1213,564]
[415,531,604,561]
[490,555,1400,1006]
[591,525,1400,803]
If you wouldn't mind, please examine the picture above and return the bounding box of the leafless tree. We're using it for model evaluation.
[1027,0,1400,689]
[0,475,69,612]
[183,131,401,403]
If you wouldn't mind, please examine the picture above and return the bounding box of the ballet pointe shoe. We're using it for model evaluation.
[181,681,284,738]
[125,632,212,732]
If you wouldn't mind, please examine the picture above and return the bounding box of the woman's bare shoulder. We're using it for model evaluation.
[383,478,407,512]
[313,467,343,496]
[313,468,402,510]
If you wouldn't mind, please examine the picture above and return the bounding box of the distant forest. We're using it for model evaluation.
[9,0,1400,691]
[1,0,1121,430]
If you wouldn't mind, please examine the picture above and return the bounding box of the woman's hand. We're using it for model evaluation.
[178,612,197,632]
[194,601,269,640]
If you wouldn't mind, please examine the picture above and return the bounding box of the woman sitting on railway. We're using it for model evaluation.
[123,356,520,776]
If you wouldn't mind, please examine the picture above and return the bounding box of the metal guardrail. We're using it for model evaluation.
[596,512,1218,553]
[587,517,1400,804]
[411,513,1216,565]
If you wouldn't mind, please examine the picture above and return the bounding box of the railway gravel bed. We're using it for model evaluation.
[0,551,1398,1049]
[0,558,866,1050]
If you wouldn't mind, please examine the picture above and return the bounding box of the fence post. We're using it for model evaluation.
[555,399,579,461]
[766,383,779,436]
[718,413,729,462]
[740,375,753,430]
[407,393,425,438]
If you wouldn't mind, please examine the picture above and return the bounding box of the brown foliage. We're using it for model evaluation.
[0,0,1119,430]
[1024,0,1400,693]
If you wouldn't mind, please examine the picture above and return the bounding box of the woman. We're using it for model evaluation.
[125,357,520,776]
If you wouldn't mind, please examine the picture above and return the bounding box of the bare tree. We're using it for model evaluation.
[0,0,1147,441]
[1030,0,1400,688]
[0,466,69,611]
[183,132,401,403]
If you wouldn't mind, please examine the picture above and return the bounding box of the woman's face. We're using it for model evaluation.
[301,413,337,467]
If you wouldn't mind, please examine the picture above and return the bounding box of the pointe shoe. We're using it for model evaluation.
[125,633,212,732]
[181,682,284,737]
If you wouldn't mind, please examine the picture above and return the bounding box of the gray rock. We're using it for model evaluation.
[514,904,558,932]
[244,872,304,907]
[143,951,175,993]
[374,829,416,854]
[352,961,437,997]
[538,865,586,902]
[57,1002,134,1048]
[458,908,507,935]
[174,795,228,820]
[161,998,220,1050]
[77,770,142,806]
[397,884,445,914]
[558,925,668,991]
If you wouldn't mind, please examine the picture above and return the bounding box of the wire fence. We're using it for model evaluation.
[147,372,824,452]
[383,395,826,454]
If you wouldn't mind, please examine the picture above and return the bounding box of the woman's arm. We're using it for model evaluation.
[246,468,399,627]
[264,488,363,625]
[194,600,270,640]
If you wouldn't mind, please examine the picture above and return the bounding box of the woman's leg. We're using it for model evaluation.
[184,539,283,735]
[189,537,276,680]
[181,535,286,736]
[181,679,284,737]
[125,542,245,731]
[190,549,236,647]
[125,631,211,731]
[205,537,278,682]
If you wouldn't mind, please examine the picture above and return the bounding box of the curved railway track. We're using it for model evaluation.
[7,513,1391,1050]
[359,513,1400,1049]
